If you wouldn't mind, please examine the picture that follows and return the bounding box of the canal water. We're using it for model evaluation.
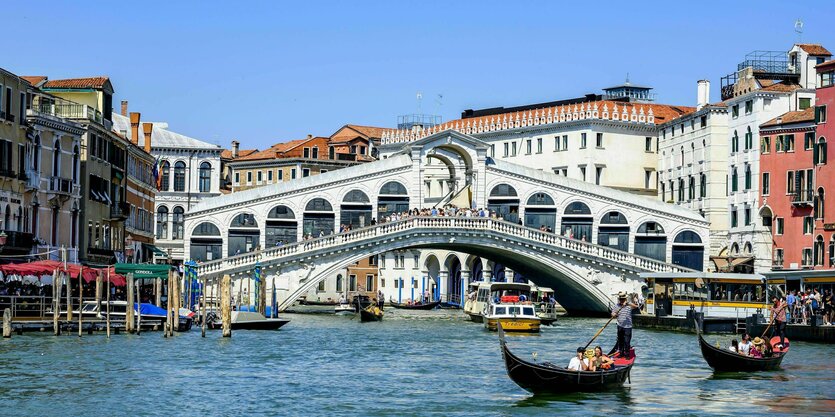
[1,310,834,416]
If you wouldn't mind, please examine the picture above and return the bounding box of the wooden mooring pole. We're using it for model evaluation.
[106,268,111,338]
[3,308,11,338]
[165,272,172,338]
[53,270,60,336]
[135,279,142,336]
[126,273,135,333]
[201,277,207,338]
[78,269,83,337]
[221,274,231,337]
[173,271,180,332]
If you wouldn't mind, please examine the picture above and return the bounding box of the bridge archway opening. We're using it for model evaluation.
[266,205,297,246]
[469,256,484,282]
[672,230,704,271]
[561,201,592,241]
[377,181,409,221]
[492,262,506,282]
[304,198,335,238]
[424,254,441,302]
[190,222,221,262]
[524,192,556,231]
[228,213,259,256]
[424,153,457,204]
[488,184,519,223]
[635,221,666,261]
[445,255,463,305]
[340,190,372,229]
[598,211,629,252]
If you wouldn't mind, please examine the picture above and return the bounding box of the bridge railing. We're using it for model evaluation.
[196,216,693,276]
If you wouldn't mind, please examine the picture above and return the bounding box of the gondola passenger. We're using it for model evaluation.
[738,334,752,356]
[568,347,590,371]
[592,346,614,370]
[728,339,739,353]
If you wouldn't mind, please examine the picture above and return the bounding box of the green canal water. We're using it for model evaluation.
[1,310,834,416]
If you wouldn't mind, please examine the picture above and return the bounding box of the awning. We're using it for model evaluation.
[115,263,172,280]
[710,256,754,272]
[144,243,168,258]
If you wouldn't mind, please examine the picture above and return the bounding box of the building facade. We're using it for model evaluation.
[721,44,829,272]
[112,108,222,265]
[657,80,729,258]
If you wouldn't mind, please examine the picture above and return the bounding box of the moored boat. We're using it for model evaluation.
[484,303,540,333]
[334,304,356,315]
[359,305,383,322]
[498,324,635,393]
[388,300,440,310]
[209,311,290,330]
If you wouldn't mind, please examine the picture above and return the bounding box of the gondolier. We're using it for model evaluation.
[612,291,638,358]
[770,296,788,349]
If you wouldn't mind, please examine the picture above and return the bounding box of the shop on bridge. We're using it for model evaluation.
[266,205,297,246]
[488,184,519,223]
[377,181,409,220]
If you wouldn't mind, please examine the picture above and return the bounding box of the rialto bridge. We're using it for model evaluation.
[184,130,709,314]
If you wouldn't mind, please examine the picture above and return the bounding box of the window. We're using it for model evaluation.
[645,170,652,189]
[595,166,603,185]
[799,97,811,110]
[156,206,168,239]
[246,171,252,184]
[312,147,319,158]
[562,135,568,150]
[761,136,770,154]
[774,248,784,267]
[744,164,751,190]
[645,137,652,152]
[234,172,240,185]
[731,131,739,153]
[318,281,326,292]
[579,166,586,182]
[199,162,211,192]
[661,182,666,200]
[291,169,296,179]
[525,139,531,155]
[815,137,828,165]
[700,115,707,128]
[160,161,171,190]
[744,206,751,226]
[805,132,815,150]
[762,172,770,196]
[775,217,784,235]
[785,134,795,152]
[731,166,738,192]
[580,133,587,149]
[787,171,794,194]
[172,206,184,239]
[511,142,517,156]
[804,216,814,234]
[822,71,835,88]
[815,188,825,219]
[267,170,273,182]
[303,147,310,158]
[815,236,826,266]
[802,248,813,266]
[731,207,738,227]
[174,161,186,191]
[744,100,753,115]
[503,142,509,157]
[678,178,685,202]
[700,173,707,198]
[688,176,695,200]
[490,144,495,157]
[278,170,283,180]
[256,170,262,183]
[302,168,310,177]
[536,138,542,154]
[732,104,739,118]
[745,127,752,150]
[554,137,560,151]
[596,133,603,148]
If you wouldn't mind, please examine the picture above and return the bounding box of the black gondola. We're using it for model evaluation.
[498,324,635,393]
[359,306,383,322]
[696,321,788,372]
[388,300,441,310]
[299,299,338,306]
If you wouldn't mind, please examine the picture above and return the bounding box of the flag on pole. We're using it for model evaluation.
[151,156,162,191]
[254,262,262,311]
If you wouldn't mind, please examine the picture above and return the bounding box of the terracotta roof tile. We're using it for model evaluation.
[234,137,329,161]
[816,59,835,70]
[760,81,803,93]
[797,44,832,56]
[346,124,386,138]
[21,76,47,86]
[43,76,110,89]
[760,107,815,127]
[221,149,258,160]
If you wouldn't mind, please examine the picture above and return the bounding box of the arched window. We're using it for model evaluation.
[688,176,695,200]
[564,201,591,215]
[731,243,740,255]
[190,222,221,262]
[160,161,171,191]
[700,173,707,198]
[72,145,79,183]
[816,137,827,165]
[489,184,520,223]
[343,190,370,203]
[815,188,825,220]
[598,211,628,251]
[744,164,752,190]
[156,206,169,239]
[267,205,297,246]
[32,135,41,170]
[174,161,186,192]
[731,166,738,192]
[378,181,409,220]
[228,213,259,256]
[304,198,335,237]
[745,126,753,150]
[52,139,61,176]
[199,162,211,192]
[525,193,556,231]
[305,198,333,212]
[561,201,592,241]
[526,193,555,206]
[732,130,739,153]
[489,184,518,197]
[680,147,684,166]
[635,222,666,261]
[172,206,184,240]
[814,235,825,266]
[192,222,221,236]
[379,181,407,195]
[678,178,685,201]
[230,213,258,227]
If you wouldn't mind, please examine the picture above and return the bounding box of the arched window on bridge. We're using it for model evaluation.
[377,181,409,220]
[303,198,334,237]
[597,211,629,252]
[634,221,666,262]
[266,205,297,246]
[560,201,592,241]
[672,230,704,271]
[228,213,259,256]
[341,190,372,229]
[524,192,556,231]
[488,184,519,223]
[190,222,221,262]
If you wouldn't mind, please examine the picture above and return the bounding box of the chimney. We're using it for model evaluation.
[142,122,153,153]
[231,140,240,158]
[307,134,313,139]
[121,100,128,116]
[129,112,141,146]
[697,80,710,110]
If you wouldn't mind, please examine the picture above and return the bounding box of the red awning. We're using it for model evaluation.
[0,260,127,286]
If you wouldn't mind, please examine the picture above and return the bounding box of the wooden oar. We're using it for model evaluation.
[583,304,626,350]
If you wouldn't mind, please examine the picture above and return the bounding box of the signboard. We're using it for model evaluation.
[115,263,172,280]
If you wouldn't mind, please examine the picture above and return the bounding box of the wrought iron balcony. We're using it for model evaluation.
[109,201,130,221]
[791,189,814,206]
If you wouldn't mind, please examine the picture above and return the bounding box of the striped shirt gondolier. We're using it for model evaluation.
[614,303,633,328]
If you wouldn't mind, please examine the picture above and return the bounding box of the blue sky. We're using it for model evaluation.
[6,1,834,150]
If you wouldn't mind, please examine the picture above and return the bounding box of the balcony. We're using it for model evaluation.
[109,201,130,221]
[791,189,814,206]
[0,111,14,123]
[48,176,73,196]
[24,171,40,190]
[30,102,104,126]
[771,259,784,270]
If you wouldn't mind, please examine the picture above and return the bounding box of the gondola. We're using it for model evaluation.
[388,300,440,310]
[359,305,383,322]
[299,299,338,306]
[498,323,635,393]
[696,320,788,372]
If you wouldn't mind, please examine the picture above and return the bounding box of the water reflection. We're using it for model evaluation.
[513,388,634,408]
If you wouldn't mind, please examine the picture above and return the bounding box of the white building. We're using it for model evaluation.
[720,44,829,272]
[112,106,223,264]
[657,80,729,257]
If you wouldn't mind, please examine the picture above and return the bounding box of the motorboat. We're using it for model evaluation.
[209,311,290,330]
[484,302,540,333]
[334,303,356,315]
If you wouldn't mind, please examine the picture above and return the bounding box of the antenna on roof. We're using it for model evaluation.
[794,18,804,42]
[416,91,423,113]
[625,72,630,85]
